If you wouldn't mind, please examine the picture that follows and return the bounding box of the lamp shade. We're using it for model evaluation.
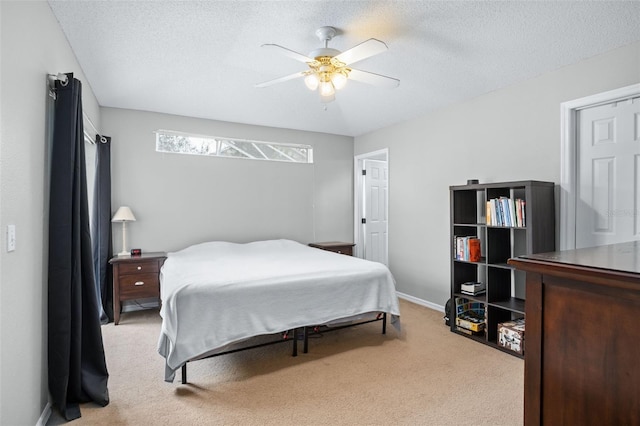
[111,206,136,222]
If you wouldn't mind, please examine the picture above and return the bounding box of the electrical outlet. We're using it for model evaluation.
[7,225,16,252]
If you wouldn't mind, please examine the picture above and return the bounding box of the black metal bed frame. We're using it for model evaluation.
[300,312,387,354]
[179,312,387,384]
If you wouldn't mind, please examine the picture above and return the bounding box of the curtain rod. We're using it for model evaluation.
[83,113,108,144]
[48,73,107,144]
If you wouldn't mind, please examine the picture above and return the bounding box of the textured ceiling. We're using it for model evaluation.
[48,1,640,137]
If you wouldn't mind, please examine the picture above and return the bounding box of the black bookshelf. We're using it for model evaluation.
[449,180,555,357]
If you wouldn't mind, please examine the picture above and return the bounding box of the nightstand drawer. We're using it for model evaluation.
[329,246,353,256]
[119,261,160,275]
[119,273,159,298]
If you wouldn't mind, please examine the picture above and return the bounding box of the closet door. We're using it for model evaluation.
[576,96,640,248]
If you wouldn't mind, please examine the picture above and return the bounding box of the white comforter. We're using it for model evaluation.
[157,239,400,382]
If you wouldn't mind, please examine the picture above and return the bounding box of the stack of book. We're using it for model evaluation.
[455,297,486,335]
[453,236,481,262]
[486,197,526,227]
[461,281,486,296]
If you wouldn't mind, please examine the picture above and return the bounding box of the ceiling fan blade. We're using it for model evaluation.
[255,71,306,88]
[348,68,400,88]
[261,44,314,63]
[334,39,388,65]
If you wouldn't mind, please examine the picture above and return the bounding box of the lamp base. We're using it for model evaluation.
[117,250,130,257]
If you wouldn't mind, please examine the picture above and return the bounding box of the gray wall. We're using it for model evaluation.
[0,1,101,424]
[355,41,640,307]
[101,108,354,253]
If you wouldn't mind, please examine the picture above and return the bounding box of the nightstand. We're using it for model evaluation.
[109,252,167,325]
[308,241,355,256]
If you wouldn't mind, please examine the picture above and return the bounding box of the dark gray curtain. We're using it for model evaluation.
[92,135,113,324]
[48,73,109,421]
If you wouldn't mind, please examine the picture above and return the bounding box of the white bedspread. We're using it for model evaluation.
[157,239,400,382]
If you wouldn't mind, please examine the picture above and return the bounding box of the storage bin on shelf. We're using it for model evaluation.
[498,318,525,355]
[455,297,485,335]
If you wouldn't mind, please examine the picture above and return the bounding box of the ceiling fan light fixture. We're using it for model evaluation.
[331,72,348,90]
[320,92,335,103]
[304,73,319,90]
[256,26,399,104]
[319,81,335,97]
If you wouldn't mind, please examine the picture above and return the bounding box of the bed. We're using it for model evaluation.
[157,239,401,383]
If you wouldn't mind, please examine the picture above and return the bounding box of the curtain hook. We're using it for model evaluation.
[48,73,69,90]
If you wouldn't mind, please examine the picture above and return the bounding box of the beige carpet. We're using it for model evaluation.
[50,299,523,425]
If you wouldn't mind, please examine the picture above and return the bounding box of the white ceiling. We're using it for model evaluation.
[48,1,640,137]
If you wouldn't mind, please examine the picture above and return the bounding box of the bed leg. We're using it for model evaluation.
[303,326,309,353]
[382,312,387,334]
[292,329,298,357]
[181,364,187,384]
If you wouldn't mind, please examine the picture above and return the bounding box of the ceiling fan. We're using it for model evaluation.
[256,26,400,103]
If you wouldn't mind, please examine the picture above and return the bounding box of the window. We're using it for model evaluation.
[155,130,313,164]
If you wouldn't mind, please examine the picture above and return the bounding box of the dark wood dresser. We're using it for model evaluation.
[308,241,355,256]
[109,252,166,325]
[509,241,640,425]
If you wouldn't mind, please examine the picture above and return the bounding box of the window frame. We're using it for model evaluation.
[154,129,314,164]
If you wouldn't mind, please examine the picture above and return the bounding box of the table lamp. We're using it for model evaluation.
[111,206,136,256]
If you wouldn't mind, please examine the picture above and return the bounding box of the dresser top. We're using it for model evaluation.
[109,252,167,264]
[516,241,640,275]
[308,241,355,248]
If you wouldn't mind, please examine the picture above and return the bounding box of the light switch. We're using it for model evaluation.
[7,225,16,252]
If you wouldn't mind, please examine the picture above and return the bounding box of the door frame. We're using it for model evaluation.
[560,83,640,250]
[354,148,389,263]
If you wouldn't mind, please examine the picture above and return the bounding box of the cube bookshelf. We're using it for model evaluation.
[449,180,555,357]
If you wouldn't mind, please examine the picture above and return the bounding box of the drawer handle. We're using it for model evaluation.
[137,266,142,270]
[134,281,145,286]
[337,251,342,254]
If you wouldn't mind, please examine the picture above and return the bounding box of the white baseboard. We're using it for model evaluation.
[396,291,445,313]
[36,402,51,426]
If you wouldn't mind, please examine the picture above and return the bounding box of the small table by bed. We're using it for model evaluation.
[308,241,355,256]
[110,252,166,325]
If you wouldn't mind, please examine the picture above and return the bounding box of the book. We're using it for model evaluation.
[496,198,504,226]
[455,326,484,336]
[456,237,464,260]
[463,236,469,261]
[468,238,481,262]
[509,198,517,227]
[461,289,486,296]
[501,197,512,227]
[488,196,526,227]
[491,199,499,226]
[461,281,485,293]
[454,237,481,262]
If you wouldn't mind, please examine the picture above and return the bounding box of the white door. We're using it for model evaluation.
[575,96,640,249]
[363,159,388,264]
